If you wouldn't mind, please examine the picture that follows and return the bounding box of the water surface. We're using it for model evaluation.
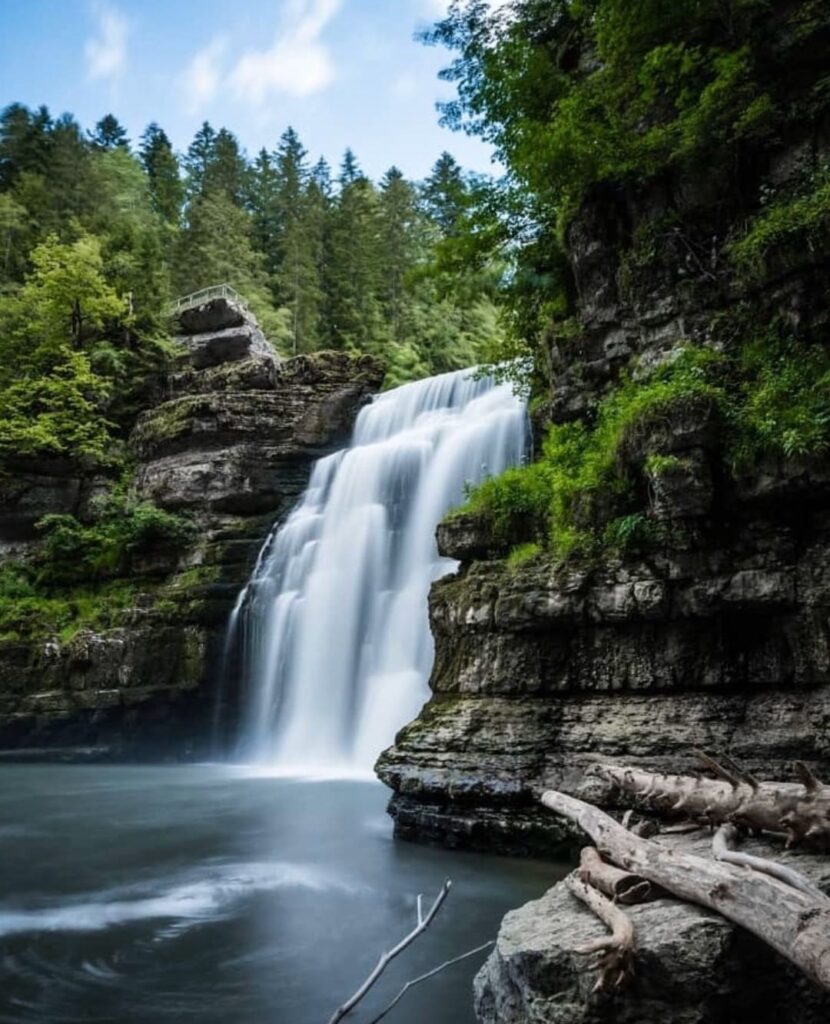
[0,764,560,1024]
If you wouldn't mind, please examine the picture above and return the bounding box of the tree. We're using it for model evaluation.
[271,128,323,353]
[379,167,420,343]
[0,192,27,285]
[139,123,183,224]
[338,148,361,188]
[325,159,385,353]
[90,114,130,151]
[248,148,280,271]
[204,128,248,206]
[184,121,217,199]
[422,152,467,236]
[0,103,52,187]
[0,233,128,460]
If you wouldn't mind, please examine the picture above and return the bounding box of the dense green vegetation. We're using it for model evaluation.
[0,105,505,463]
[0,103,507,636]
[434,0,830,564]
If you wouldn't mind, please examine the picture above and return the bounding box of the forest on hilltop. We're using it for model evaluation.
[0,105,505,465]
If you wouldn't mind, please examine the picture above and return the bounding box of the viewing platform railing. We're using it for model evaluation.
[166,283,249,317]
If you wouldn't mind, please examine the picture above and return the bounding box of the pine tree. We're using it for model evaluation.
[184,121,217,200]
[139,123,183,224]
[338,148,361,188]
[379,167,420,343]
[90,114,130,151]
[325,153,384,352]
[0,103,52,186]
[311,157,333,199]
[204,128,248,206]
[422,151,467,236]
[248,148,280,272]
[272,128,323,354]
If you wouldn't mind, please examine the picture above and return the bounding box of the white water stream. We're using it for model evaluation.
[230,368,527,772]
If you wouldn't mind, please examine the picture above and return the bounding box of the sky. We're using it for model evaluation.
[0,0,504,181]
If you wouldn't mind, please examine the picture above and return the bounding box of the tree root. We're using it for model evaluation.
[566,873,636,992]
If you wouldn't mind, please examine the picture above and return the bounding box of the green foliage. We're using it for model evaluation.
[643,453,684,476]
[459,459,554,545]
[460,346,725,560]
[429,1,789,236]
[729,166,830,281]
[729,329,830,466]
[603,512,657,554]
[0,568,141,643]
[36,495,194,586]
[0,233,127,459]
[506,541,541,570]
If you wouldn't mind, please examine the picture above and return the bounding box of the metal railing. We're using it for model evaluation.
[166,283,249,317]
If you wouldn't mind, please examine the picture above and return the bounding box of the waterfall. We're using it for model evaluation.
[230,368,528,773]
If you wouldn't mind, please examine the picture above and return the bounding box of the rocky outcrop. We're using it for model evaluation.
[0,297,384,754]
[474,833,830,1024]
[378,468,830,854]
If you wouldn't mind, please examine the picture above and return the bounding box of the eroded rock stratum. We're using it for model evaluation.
[0,298,383,755]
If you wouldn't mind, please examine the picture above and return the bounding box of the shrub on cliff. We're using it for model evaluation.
[35,495,195,586]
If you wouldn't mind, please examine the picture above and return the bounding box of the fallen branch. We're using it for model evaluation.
[578,847,656,905]
[327,880,451,1024]
[366,941,494,1024]
[591,759,830,847]
[542,790,830,991]
[712,823,829,904]
[566,873,636,992]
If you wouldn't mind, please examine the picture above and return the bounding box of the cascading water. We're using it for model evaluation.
[229,368,528,773]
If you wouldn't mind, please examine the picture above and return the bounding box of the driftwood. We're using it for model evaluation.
[542,789,830,991]
[591,757,830,847]
[327,880,451,1024]
[712,823,829,904]
[366,941,494,1023]
[578,847,656,905]
[566,873,636,992]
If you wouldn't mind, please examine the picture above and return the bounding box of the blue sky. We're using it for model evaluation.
[0,0,504,181]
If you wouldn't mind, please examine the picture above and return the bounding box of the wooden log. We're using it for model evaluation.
[542,790,830,991]
[578,847,656,905]
[566,873,636,992]
[712,824,829,904]
[591,762,830,847]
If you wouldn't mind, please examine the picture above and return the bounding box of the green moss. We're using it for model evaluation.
[131,396,206,449]
[729,167,830,281]
[0,567,142,642]
[644,453,686,476]
[456,316,830,567]
[457,345,726,563]
[506,542,542,571]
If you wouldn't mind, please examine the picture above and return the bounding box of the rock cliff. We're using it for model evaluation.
[377,96,830,854]
[0,298,383,755]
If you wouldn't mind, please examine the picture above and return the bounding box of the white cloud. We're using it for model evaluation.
[85,2,128,81]
[180,37,227,114]
[229,0,343,103]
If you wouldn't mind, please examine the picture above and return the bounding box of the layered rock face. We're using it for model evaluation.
[0,298,383,755]
[376,118,830,852]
